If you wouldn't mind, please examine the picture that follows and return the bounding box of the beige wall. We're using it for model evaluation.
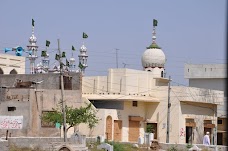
[0,88,82,137]
[0,53,25,74]
[82,68,224,144]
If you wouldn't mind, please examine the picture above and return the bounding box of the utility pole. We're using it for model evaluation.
[214,105,217,151]
[57,39,67,142]
[166,76,171,143]
[115,48,119,68]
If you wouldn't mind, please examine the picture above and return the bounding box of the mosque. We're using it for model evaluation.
[0,19,226,146]
[80,22,225,145]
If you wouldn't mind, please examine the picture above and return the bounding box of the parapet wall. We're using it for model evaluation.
[2,137,87,151]
[0,72,81,90]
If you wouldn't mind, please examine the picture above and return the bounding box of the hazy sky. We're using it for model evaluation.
[0,1,226,85]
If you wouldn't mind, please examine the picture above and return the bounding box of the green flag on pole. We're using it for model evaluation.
[72,45,76,51]
[153,19,158,26]
[83,32,88,38]
[62,52,66,58]
[32,19,35,27]
[41,51,47,57]
[78,62,84,69]
[46,40,50,47]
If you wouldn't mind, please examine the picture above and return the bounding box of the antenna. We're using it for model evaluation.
[115,48,119,68]
[122,62,130,68]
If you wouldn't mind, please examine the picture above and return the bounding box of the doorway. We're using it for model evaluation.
[129,121,140,142]
[186,127,193,144]
[146,123,157,139]
[217,133,223,145]
[114,120,122,141]
[106,116,112,140]
[204,128,212,144]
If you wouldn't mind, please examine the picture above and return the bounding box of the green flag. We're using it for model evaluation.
[78,62,84,69]
[83,32,88,38]
[72,45,75,51]
[55,54,60,60]
[32,19,35,27]
[153,19,158,26]
[66,59,70,67]
[41,50,47,57]
[46,40,50,47]
[62,52,66,58]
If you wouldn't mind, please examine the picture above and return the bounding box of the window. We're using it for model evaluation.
[132,101,138,107]
[8,107,16,111]
[161,71,163,77]
[218,119,223,124]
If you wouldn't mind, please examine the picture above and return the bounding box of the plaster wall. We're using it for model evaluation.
[184,64,226,79]
[0,87,82,137]
[0,54,25,74]
[0,72,81,90]
[189,79,225,92]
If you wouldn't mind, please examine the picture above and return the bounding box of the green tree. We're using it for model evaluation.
[41,103,99,133]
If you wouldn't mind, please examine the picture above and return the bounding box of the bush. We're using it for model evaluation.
[186,143,193,149]
[167,145,178,151]
[107,141,135,151]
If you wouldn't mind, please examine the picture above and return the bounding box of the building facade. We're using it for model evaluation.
[0,72,82,137]
[79,24,225,145]
[0,53,25,74]
[185,63,227,145]
[81,68,224,144]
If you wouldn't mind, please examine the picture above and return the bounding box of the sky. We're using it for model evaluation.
[0,0,226,86]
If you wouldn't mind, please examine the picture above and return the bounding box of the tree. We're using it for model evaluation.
[41,103,99,134]
[146,124,154,133]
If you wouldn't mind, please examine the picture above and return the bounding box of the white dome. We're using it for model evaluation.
[141,48,166,68]
[80,45,87,52]
[29,34,37,43]
[70,57,75,62]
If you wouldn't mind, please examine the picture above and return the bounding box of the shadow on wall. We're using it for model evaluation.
[180,102,214,116]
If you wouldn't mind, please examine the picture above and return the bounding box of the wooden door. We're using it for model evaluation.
[129,121,140,142]
[114,120,122,141]
[217,133,223,145]
[106,116,112,140]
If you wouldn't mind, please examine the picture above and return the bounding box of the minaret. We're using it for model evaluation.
[69,51,76,72]
[42,53,50,72]
[27,19,38,74]
[78,44,88,75]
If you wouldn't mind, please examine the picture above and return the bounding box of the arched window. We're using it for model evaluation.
[0,68,3,74]
[10,69,17,74]
[161,71,164,77]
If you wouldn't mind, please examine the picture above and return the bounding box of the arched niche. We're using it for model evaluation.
[10,69,17,74]
[0,68,3,74]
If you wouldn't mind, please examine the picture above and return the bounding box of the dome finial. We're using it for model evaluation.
[147,19,160,49]
[152,19,157,43]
